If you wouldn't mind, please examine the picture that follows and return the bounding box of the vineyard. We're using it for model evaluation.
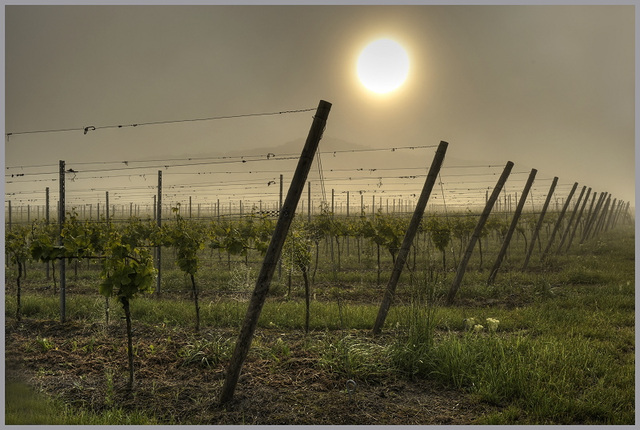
[5,102,635,425]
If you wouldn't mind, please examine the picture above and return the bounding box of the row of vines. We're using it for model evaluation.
[5,192,628,392]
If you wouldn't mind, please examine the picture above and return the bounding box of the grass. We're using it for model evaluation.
[5,381,164,425]
[5,223,635,424]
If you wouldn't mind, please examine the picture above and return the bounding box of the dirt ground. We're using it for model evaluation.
[5,317,498,425]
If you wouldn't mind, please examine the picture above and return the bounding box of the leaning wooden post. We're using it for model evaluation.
[556,185,586,253]
[541,182,578,260]
[372,141,448,335]
[580,191,601,244]
[564,187,591,253]
[446,161,513,305]
[611,199,625,228]
[487,168,537,285]
[593,194,611,238]
[585,193,608,241]
[604,198,618,232]
[522,177,558,270]
[219,100,331,404]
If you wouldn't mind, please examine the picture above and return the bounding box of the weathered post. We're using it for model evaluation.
[156,171,162,296]
[331,189,335,214]
[593,194,611,237]
[556,185,586,253]
[611,199,625,229]
[59,160,66,322]
[487,168,537,285]
[279,174,284,211]
[372,141,448,335]
[580,191,600,243]
[583,192,607,242]
[45,187,50,280]
[219,100,331,404]
[7,200,11,231]
[564,187,591,253]
[541,182,578,260]
[308,181,311,222]
[604,198,618,232]
[105,192,110,225]
[446,161,513,305]
[522,177,558,270]
[346,191,350,217]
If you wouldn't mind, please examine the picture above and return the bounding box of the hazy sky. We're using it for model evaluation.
[4,4,636,214]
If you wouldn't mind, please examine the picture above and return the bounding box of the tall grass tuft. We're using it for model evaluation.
[389,276,440,378]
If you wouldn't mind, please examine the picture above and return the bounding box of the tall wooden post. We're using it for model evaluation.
[522,177,557,270]
[593,195,611,237]
[446,161,514,305]
[604,198,618,232]
[556,185,586,252]
[372,141,448,335]
[541,182,578,260]
[279,174,284,211]
[346,191,350,217]
[582,192,607,243]
[59,160,66,322]
[579,192,599,243]
[219,100,331,404]
[156,171,162,296]
[331,189,335,214]
[7,200,11,231]
[308,181,311,222]
[45,187,50,279]
[487,168,537,285]
[611,199,625,228]
[105,192,110,225]
[564,187,591,253]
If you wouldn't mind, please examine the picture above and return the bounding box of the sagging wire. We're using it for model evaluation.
[6,107,317,138]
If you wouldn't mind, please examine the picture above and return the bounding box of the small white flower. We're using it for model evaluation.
[486,318,500,332]
[473,324,484,332]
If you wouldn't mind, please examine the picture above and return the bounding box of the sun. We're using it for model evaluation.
[357,38,410,94]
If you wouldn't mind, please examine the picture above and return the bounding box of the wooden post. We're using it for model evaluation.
[541,182,578,260]
[59,160,66,322]
[487,168,537,285]
[579,192,599,243]
[446,161,513,305]
[372,141,448,335]
[604,198,618,232]
[564,187,591,253]
[522,177,557,270]
[219,100,331,404]
[45,187,50,279]
[156,171,162,296]
[308,182,311,222]
[593,194,611,237]
[346,191,350,217]
[105,192,110,225]
[556,185,586,253]
[611,199,625,228]
[279,174,284,210]
[7,200,11,231]
[582,192,607,243]
[331,189,335,214]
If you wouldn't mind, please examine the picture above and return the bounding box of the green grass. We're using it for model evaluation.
[5,381,164,425]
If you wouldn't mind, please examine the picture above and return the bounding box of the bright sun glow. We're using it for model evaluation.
[357,38,410,94]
